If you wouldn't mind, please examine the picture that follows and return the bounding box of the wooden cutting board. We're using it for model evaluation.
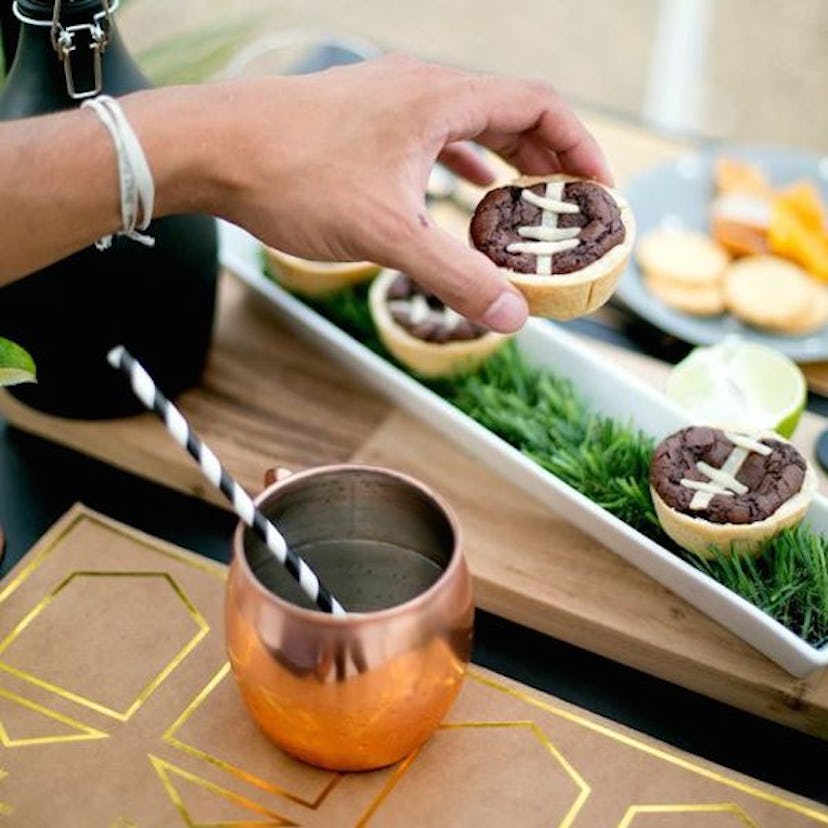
[1,271,826,741]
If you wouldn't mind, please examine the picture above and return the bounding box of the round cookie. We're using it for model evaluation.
[783,286,828,334]
[636,228,729,287]
[710,192,771,257]
[470,174,635,320]
[369,270,508,377]
[649,425,816,558]
[644,274,725,316]
[723,255,825,334]
[264,246,380,297]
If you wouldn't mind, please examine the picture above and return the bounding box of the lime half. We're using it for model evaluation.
[0,337,36,387]
[666,338,806,438]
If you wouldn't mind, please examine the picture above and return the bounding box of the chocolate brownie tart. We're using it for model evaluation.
[369,270,508,377]
[470,174,635,319]
[650,425,816,557]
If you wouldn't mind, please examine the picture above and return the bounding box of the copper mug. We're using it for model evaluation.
[225,464,474,771]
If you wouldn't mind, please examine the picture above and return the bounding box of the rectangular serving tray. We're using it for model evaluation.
[219,220,828,678]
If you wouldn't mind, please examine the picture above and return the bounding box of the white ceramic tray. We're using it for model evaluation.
[219,220,828,678]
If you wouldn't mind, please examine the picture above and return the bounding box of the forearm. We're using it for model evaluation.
[0,57,610,332]
[0,84,226,285]
[0,107,119,282]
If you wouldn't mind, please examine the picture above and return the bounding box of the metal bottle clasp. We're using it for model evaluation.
[12,0,118,100]
[55,22,105,99]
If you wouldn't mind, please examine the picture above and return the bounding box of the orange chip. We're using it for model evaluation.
[769,200,828,282]
[712,216,769,257]
[715,158,771,196]
[775,180,826,234]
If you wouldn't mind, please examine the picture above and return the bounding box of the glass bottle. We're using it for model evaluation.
[0,0,219,418]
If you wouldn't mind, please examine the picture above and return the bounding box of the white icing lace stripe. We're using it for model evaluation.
[517,225,582,242]
[506,239,580,255]
[511,182,582,274]
[535,180,562,275]
[389,293,469,334]
[696,461,749,494]
[442,305,463,327]
[724,432,772,456]
[408,293,430,325]
[680,479,736,496]
[521,188,580,213]
[684,445,750,510]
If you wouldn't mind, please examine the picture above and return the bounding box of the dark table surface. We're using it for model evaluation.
[0,418,826,806]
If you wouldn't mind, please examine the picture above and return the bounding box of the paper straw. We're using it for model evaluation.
[107,345,346,616]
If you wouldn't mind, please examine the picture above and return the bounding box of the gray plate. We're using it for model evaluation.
[616,146,828,362]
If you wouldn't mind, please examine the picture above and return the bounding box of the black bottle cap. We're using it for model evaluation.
[16,0,109,23]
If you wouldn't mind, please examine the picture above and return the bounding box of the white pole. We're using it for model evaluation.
[644,0,712,134]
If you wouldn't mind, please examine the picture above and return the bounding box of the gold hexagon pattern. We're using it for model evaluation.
[356,720,590,826]
[149,755,296,827]
[619,803,760,827]
[0,507,825,826]
[0,571,209,721]
[0,769,11,818]
[162,663,343,809]
[0,686,108,746]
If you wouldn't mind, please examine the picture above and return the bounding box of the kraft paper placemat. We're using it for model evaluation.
[0,505,825,827]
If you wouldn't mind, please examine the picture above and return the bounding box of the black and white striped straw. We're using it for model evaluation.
[107,345,346,616]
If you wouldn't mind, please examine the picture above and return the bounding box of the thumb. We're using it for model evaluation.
[385,219,528,333]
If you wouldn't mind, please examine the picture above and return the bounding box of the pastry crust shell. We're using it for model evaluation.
[489,174,636,320]
[369,270,508,377]
[650,434,817,558]
[264,246,380,297]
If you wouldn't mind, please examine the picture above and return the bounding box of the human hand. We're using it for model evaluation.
[194,55,612,332]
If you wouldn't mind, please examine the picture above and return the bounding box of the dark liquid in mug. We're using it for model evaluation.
[253,539,445,613]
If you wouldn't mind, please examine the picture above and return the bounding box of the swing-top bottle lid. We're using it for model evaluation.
[12,0,119,100]
[15,0,116,24]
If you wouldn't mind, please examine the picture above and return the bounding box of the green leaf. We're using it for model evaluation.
[0,336,36,386]
[136,21,255,86]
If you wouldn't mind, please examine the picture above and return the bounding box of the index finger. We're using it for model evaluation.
[441,74,613,185]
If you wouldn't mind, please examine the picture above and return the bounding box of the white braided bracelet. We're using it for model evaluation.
[81,94,156,250]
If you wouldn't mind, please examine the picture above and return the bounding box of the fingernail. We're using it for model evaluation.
[600,153,615,187]
[603,163,616,187]
[482,291,528,332]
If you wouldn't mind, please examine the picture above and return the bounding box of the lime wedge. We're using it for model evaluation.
[665,338,806,437]
[0,337,36,386]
